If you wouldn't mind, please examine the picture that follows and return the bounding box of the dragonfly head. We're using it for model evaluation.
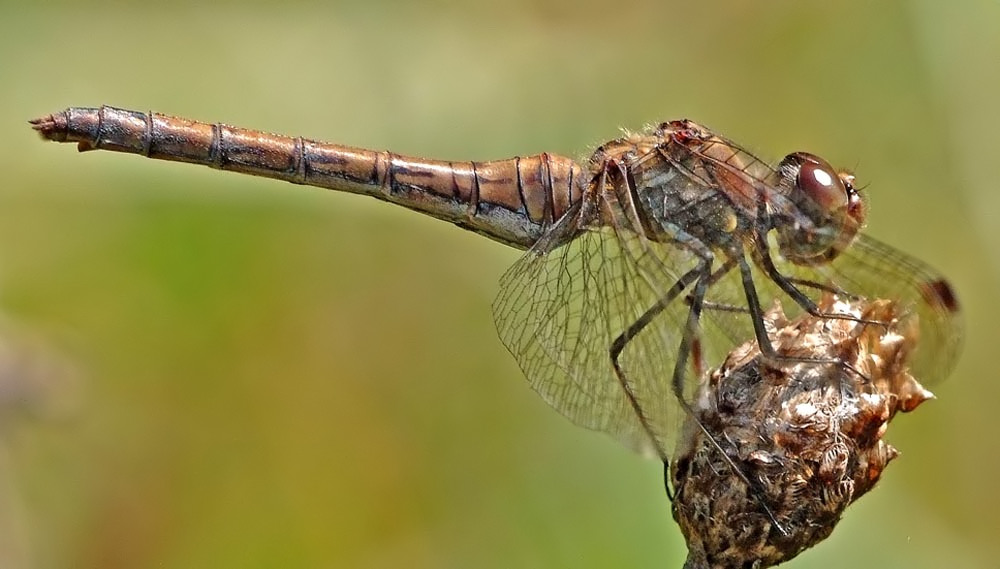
[774,152,865,265]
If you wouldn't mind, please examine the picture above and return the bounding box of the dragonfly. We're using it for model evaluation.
[29,106,962,463]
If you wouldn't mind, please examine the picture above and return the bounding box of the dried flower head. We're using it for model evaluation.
[670,296,933,569]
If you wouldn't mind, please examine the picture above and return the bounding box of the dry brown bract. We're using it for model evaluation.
[670,296,932,569]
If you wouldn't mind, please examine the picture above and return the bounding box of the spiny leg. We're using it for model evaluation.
[607,259,738,501]
[599,152,724,449]
[784,275,853,298]
[670,255,789,536]
[599,157,718,487]
[736,254,868,381]
[752,221,882,329]
[605,234,786,530]
[608,258,737,424]
[689,299,751,315]
[599,156,696,462]
[609,265,703,463]
[680,258,740,373]
[601,159,785,523]
[605,242,783,525]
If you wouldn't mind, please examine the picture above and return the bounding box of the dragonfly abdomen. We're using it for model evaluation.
[31,106,588,249]
[383,152,587,248]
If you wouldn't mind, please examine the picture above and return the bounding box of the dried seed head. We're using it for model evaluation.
[671,296,932,569]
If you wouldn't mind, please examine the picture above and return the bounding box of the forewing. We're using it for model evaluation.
[493,205,701,457]
[820,235,961,385]
[757,234,961,386]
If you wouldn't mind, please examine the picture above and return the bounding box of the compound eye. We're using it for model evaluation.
[796,155,848,212]
[776,152,865,265]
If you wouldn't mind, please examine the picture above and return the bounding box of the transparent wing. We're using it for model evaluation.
[784,234,961,386]
[492,199,704,458]
[697,236,961,387]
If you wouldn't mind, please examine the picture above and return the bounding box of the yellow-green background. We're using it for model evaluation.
[0,1,996,567]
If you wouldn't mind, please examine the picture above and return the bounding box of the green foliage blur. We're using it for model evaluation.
[0,1,997,567]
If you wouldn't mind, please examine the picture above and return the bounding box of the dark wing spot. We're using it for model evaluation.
[920,279,960,313]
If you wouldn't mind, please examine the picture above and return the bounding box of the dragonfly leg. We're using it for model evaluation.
[737,254,869,382]
[682,258,745,374]
[669,254,790,535]
[670,260,711,400]
[608,265,703,462]
[601,157,704,460]
[603,160,785,524]
[753,230,883,328]
[689,299,750,315]
[784,276,853,298]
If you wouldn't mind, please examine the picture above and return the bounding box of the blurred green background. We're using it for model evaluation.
[0,1,996,567]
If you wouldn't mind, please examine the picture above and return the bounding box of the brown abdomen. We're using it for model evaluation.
[31,106,590,249]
